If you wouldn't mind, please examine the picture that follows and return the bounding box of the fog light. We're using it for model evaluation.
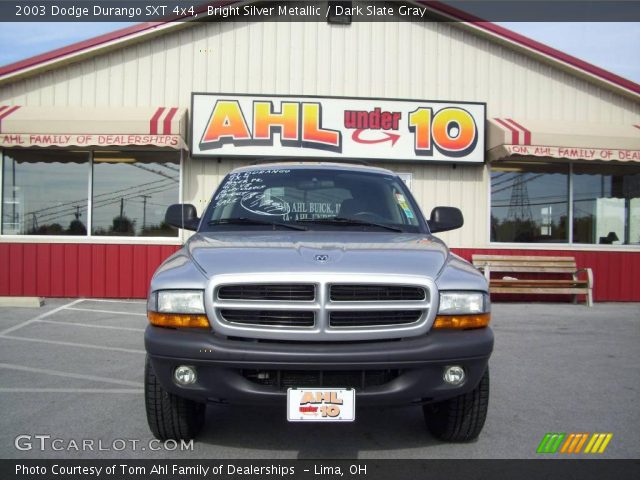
[174,365,197,386]
[443,366,465,385]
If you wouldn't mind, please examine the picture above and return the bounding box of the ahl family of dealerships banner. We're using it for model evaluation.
[191,93,486,163]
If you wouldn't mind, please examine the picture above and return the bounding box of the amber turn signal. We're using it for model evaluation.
[148,311,210,329]
[432,313,491,330]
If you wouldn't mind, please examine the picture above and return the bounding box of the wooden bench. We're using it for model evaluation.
[471,255,594,307]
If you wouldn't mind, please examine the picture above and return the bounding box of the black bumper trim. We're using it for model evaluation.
[145,325,493,365]
[145,326,493,406]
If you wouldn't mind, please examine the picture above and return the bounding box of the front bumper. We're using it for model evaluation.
[145,326,493,406]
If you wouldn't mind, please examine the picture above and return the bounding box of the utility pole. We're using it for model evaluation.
[141,195,151,230]
[507,174,533,222]
[506,174,533,240]
[120,198,124,218]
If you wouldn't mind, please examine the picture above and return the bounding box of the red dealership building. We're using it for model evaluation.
[0,2,638,301]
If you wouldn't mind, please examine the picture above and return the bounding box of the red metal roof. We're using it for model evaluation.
[0,0,638,97]
[0,22,165,78]
[418,1,640,96]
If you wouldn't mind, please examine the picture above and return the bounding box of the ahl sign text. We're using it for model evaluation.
[191,93,486,163]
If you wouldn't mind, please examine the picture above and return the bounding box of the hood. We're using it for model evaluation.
[185,231,450,279]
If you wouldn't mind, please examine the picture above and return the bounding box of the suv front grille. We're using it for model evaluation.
[220,310,314,327]
[218,284,315,301]
[329,310,422,327]
[212,276,433,340]
[330,285,426,301]
[241,369,402,391]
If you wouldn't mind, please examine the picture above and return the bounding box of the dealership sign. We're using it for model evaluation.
[191,94,486,162]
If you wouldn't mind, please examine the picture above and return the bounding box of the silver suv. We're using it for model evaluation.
[144,162,493,441]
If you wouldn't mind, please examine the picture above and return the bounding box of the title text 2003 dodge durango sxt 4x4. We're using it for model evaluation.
[144,162,493,442]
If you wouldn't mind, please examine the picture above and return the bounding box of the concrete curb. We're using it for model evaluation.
[0,297,44,308]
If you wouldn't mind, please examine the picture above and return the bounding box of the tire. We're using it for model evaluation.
[144,356,205,440]
[423,367,489,442]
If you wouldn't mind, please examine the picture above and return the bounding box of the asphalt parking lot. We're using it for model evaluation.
[0,299,638,459]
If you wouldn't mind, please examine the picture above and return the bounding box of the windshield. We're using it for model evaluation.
[201,167,425,233]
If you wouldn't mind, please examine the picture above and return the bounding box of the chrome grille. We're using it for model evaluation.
[220,310,314,327]
[330,310,422,327]
[218,284,315,301]
[330,284,425,301]
[210,275,435,341]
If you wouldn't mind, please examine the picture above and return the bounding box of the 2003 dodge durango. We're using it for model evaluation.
[144,162,493,441]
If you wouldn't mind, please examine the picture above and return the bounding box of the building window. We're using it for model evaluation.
[491,162,569,243]
[573,163,640,245]
[92,151,179,237]
[1,150,90,235]
[1,149,180,238]
[491,161,640,245]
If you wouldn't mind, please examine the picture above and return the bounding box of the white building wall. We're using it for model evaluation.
[1,18,638,246]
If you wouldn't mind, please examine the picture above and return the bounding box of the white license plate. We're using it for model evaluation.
[287,388,356,422]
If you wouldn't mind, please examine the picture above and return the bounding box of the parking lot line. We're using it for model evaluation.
[65,307,147,316]
[0,335,146,354]
[0,299,84,336]
[37,319,146,333]
[0,388,143,393]
[0,362,142,387]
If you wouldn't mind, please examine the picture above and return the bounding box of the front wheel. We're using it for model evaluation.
[144,356,205,440]
[423,367,489,442]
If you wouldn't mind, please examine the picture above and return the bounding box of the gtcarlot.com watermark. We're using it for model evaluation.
[14,434,193,452]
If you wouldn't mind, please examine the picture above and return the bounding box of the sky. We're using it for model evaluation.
[0,21,638,84]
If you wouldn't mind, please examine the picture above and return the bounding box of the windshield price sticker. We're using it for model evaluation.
[395,193,415,219]
[287,388,356,422]
[192,93,486,163]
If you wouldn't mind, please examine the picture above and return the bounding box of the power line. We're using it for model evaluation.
[22,177,175,217]
[30,184,177,225]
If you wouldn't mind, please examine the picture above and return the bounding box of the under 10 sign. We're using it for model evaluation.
[191,93,486,163]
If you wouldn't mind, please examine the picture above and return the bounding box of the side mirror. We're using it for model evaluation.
[165,204,200,231]
[428,206,464,233]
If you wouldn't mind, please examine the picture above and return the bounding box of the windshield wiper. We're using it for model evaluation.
[208,217,307,231]
[295,217,403,232]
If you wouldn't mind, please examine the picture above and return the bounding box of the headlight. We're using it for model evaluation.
[438,291,489,315]
[147,290,209,329]
[433,291,490,330]
[156,290,205,314]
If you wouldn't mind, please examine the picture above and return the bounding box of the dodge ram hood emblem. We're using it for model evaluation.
[314,254,329,263]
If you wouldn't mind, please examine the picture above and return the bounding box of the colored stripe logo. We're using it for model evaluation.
[537,432,566,453]
[559,433,589,453]
[537,432,613,454]
[584,433,613,454]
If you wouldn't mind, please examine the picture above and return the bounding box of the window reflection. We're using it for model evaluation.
[573,164,640,245]
[91,151,179,237]
[491,161,640,245]
[491,162,569,243]
[1,150,89,235]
